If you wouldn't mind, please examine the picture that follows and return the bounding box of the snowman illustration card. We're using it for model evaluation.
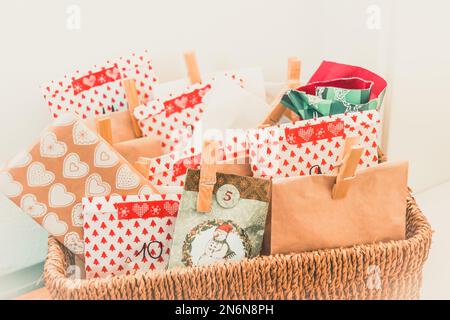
[167,169,270,269]
[0,113,157,257]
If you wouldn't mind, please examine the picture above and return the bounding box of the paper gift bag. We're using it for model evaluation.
[82,193,181,279]
[307,61,387,109]
[0,114,157,256]
[248,110,381,178]
[42,51,158,119]
[266,161,408,255]
[140,141,252,187]
[281,77,378,120]
[134,69,266,153]
[281,89,378,120]
[167,168,270,269]
[200,78,272,131]
[85,112,164,169]
[113,137,163,166]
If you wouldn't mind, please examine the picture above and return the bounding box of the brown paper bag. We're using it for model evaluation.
[113,137,163,165]
[85,111,164,167]
[265,160,408,255]
[85,110,136,143]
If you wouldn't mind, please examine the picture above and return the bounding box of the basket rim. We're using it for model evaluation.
[44,191,432,294]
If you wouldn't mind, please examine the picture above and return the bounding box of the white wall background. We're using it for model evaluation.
[0,0,448,279]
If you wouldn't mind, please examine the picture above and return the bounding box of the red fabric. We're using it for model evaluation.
[305,61,387,100]
[297,77,373,96]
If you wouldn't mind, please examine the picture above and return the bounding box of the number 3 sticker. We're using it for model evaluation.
[216,184,240,208]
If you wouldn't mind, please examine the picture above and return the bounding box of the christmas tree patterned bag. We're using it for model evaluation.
[82,193,181,279]
[248,110,381,178]
[168,169,270,269]
[42,51,158,119]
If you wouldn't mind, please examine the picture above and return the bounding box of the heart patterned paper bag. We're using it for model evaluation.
[0,114,157,256]
[167,169,270,269]
[42,51,158,119]
[82,193,181,279]
[248,110,381,178]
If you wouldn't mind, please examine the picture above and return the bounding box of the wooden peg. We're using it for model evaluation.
[287,57,301,88]
[97,117,113,144]
[196,140,218,213]
[334,135,360,170]
[260,87,289,126]
[332,145,363,199]
[284,57,302,121]
[260,57,302,126]
[184,51,202,84]
[122,78,143,138]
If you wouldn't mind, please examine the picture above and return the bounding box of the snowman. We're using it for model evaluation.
[197,223,236,266]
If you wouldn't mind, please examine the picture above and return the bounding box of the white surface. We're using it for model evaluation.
[385,0,450,193]
[416,181,450,300]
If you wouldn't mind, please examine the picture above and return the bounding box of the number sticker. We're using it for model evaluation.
[216,184,240,208]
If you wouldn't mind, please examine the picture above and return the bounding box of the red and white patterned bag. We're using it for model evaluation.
[82,193,181,279]
[134,84,211,153]
[42,51,158,119]
[248,110,381,178]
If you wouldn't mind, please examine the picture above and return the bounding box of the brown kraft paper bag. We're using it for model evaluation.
[265,160,408,255]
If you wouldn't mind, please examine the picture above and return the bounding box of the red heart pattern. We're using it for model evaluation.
[43,51,158,119]
[82,193,181,279]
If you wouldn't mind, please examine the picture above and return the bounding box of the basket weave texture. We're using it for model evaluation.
[44,193,432,300]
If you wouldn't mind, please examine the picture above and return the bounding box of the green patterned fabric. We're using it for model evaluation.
[315,86,371,104]
[281,89,378,120]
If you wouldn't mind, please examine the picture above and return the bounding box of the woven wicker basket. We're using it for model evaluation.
[44,192,432,300]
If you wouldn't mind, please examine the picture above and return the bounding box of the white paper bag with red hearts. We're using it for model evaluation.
[82,193,181,279]
[247,110,381,178]
[42,51,158,119]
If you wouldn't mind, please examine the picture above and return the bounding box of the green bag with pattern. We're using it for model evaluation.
[281,89,378,120]
[167,169,270,269]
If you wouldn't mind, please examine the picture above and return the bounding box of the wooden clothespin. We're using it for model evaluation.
[97,117,113,144]
[196,140,218,213]
[332,145,363,199]
[333,135,360,171]
[184,51,202,84]
[122,78,143,138]
[260,57,302,126]
[283,57,301,121]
